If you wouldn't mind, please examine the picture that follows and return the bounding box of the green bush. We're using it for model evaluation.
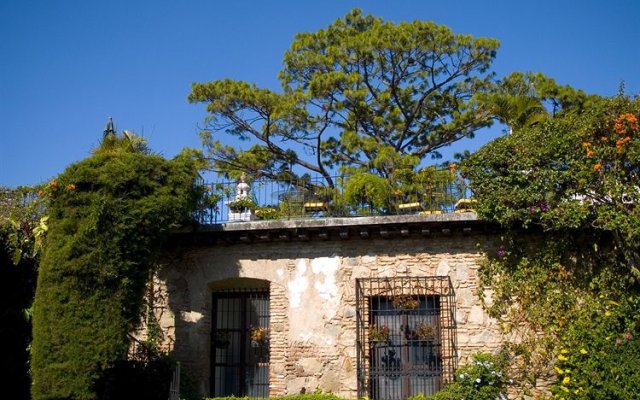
[408,352,509,400]
[30,150,200,400]
[344,172,392,213]
[94,357,172,400]
[255,206,281,220]
[552,293,640,399]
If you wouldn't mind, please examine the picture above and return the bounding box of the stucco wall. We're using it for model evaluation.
[154,230,502,398]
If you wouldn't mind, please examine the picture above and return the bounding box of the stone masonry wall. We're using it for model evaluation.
[155,232,503,398]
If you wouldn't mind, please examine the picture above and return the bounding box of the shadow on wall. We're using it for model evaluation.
[157,231,500,399]
[159,249,272,398]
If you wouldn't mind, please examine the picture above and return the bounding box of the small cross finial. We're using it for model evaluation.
[103,117,116,138]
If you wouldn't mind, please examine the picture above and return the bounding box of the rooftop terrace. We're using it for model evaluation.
[195,172,473,225]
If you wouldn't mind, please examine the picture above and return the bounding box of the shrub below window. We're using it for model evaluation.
[408,352,509,400]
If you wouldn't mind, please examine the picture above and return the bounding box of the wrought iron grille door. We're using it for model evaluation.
[211,289,270,398]
[356,277,457,400]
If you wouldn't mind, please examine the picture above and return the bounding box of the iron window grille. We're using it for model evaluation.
[211,288,270,398]
[356,276,457,400]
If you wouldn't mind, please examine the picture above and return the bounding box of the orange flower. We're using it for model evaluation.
[449,163,458,172]
[593,163,602,172]
[37,190,45,197]
[616,136,631,152]
[66,184,76,191]
[614,113,639,135]
[49,180,58,190]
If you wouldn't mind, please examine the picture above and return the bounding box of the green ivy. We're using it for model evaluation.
[30,149,200,400]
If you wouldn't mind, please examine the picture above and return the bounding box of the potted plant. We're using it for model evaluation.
[414,322,435,340]
[250,326,269,347]
[392,294,420,310]
[368,324,391,345]
[228,197,256,213]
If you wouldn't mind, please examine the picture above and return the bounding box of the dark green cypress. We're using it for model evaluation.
[31,151,199,400]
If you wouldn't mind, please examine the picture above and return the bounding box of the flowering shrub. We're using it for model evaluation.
[464,93,640,395]
[255,206,281,220]
[552,293,640,399]
[408,352,509,400]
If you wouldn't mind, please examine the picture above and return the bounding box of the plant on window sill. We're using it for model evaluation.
[250,326,269,346]
[414,322,435,340]
[392,294,420,310]
[213,331,231,348]
[369,324,391,344]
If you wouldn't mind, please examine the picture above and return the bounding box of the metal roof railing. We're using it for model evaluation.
[194,173,472,225]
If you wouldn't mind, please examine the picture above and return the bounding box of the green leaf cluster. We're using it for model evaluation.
[475,71,595,134]
[30,149,200,400]
[464,94,639,265]
[342,166,460,214]
[553,293,640,399]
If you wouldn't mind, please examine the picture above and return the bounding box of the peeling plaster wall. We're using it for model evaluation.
[155,233,503,398]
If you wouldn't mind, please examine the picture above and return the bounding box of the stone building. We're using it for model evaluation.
[151,211,504,400]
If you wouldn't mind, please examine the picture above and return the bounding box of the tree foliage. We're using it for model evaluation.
[463,93,640,395]
[0,186,45,400]
[30,133,200,400]
[476,71,595,134]
[464,93,639,266]
[189,9,499,186]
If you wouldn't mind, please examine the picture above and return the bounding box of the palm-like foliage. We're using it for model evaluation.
[482,94,547,134]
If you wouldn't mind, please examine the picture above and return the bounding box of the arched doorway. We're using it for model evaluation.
[210,278,270,397]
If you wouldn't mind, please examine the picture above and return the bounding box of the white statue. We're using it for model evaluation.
[235,174,250,200]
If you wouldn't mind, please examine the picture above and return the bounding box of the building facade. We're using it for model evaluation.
[152,214,503,399]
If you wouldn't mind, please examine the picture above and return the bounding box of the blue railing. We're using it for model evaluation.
[194,173,472,225]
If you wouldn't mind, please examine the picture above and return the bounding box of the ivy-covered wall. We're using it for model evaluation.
[464,94,640,398]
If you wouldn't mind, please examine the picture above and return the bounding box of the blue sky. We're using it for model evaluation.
[1,0,638,187]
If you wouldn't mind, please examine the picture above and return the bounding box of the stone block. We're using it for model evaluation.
[296,358,323,376]
[319,369,340,393]
[468,305,486,325]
